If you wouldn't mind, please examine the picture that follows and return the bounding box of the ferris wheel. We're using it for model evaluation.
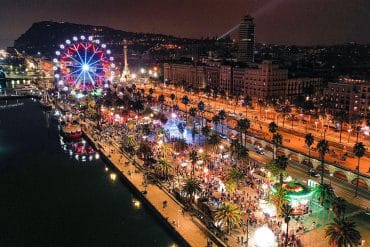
[53,35,116,97]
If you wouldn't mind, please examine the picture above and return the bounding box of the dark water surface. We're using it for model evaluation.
[0,99,179,246]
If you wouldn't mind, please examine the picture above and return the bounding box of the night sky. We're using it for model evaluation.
[1,0,369,48]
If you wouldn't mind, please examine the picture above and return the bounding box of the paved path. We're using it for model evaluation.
[84,130,222,247]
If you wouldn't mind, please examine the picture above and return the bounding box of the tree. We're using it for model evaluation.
[230,140,249,162]
[212,114,220,132]
[333,110,348,143]
[189,149,198,177]
[170,93,176,110]
[218,110,226,135]
[272,133,283,160]
[315,183,334,207]
[325,218,361,247]
[317,139,329,185]
[226,168,244,192]
[137,141,153,164]
[183,178,201,202]
[208,133,221,151]
[269,121,278,136]
[197,100,205,127]
[156,157,172,180]
[353,142,366,197]
[201,125,211,146]
[270,188,288,215]
[305,133,314,165]
[181,95,190,121]
[214,202,243,234]
[236,118,251,145]
[280,203,293,247]
[177,122,186,138]
[189,107,197,130]
[331,197,346,220]
[275,155,288,186]
[158,94,165,110]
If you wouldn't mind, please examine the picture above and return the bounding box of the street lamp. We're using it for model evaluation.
[347,128,352,143]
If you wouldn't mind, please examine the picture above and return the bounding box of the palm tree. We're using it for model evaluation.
[212,114,220,132]
[183,178,201,202]
[201,125,211,146]
[208,133,221,151]
[218,110,226,135]
[189,149,198,177]
[325,218,361,247]
[181,95,190,121]
[333,110,348,143]
[226,167,244,191]
[317,139,329,185]
[276,155,288,186]
[214,202,243,234]
[269,121,278,137]
[170,93,176,111]
[353,142,366,197]
[315,183,334,206]
[270,188,288,215]
[189,107,197,129]
[156,157,172,180]
[158,94,165,110]
[230,140,249,163]
[331,197,346,220]
[272,132,283,160]
[280,203,293,247]
[236,118,250,145]
[197,100,205,127]
[305,133,314,165]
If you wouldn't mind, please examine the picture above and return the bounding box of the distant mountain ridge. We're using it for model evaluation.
[13,21,201,59]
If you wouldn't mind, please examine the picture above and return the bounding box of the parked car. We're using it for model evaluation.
[308,169,320,178]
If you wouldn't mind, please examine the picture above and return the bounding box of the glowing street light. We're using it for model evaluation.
[252,226,277,247]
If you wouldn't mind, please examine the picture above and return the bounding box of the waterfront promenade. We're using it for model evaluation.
[83,127,223,247]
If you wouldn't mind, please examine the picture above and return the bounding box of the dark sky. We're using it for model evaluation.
[1,0,370,48]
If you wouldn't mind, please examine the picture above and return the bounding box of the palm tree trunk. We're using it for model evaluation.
[339,123,342,143]
[285,222,289,247]
[321,158,324,185]
[355,157,360,197]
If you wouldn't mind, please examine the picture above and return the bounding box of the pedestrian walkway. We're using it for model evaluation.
[84,130,221,247]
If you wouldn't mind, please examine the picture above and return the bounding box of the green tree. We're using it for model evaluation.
[236,118,251,145]
[315,183,334,206]
[333,110,348,143]
[158,94,165,110]
[181,95,190,121]
[208,133,221,151]
[214,202,243,234]
[188,149,198,177]
[353,142,366,197]
[218,110,226,135]
[331,197,346,220]
[226,168,244,192]
[156,157,172,180]
[317,139,329,185]
[280,203,293,247]
[272,132,283,160]
[270,188,288,215]
[325,218,361,247]
[197,100,205,127]
[269,121,278,136]
[183,178,201,202]
[305,133,314,165]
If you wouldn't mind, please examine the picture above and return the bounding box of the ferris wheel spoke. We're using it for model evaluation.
[73,44,85,66]
[65,67,82,77]
[74,70,84,89]
[86,49,99,65]
[87,72,96,86]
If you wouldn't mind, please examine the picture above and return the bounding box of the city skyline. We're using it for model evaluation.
[1,0,370,48]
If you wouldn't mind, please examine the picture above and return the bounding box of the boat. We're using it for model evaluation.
[61,122,83,139]
[39,91,53,110]
[14,84,38,95]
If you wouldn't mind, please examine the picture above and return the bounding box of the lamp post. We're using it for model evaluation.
[347,128,352,143]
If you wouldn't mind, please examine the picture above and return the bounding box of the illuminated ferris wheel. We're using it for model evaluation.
[53,35,116,97]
